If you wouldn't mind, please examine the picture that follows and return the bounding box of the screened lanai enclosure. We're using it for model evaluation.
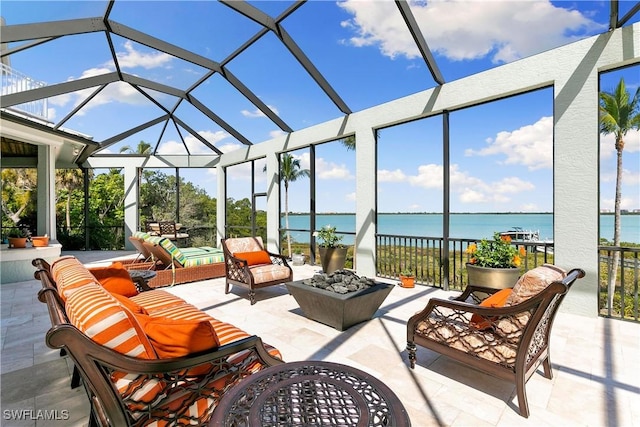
[1,1,639,319]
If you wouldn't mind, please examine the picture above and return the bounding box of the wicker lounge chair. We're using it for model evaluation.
[127,231,155,263]
[139,237,225,287]
[406,265,585,418]
[222,236,293,305]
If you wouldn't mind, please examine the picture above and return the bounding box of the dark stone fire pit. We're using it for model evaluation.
[285,270,393,331]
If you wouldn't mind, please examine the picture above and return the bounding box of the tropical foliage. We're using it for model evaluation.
[316,225,344,248]
[276,153,310,257]
[599,78,640,309]
[465,232,526,268]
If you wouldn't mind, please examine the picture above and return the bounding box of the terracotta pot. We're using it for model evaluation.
[399,275,415,288]
[31,236,50,247]
[8,237,28,248]
[466,263,521,289]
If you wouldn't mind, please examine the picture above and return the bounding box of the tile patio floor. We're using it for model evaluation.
[1,251,639,426]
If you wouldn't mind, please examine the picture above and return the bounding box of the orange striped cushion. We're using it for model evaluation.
[65,283,156,359]
[51,256,98,300]
[130,290,187,313]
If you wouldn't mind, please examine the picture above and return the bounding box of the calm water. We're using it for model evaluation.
[283,213,640,245]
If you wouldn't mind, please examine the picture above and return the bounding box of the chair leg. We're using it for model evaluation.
[542,356,553,379]
[71,365,81,389]
[515,374,530,418]
[407,342,417,369]
[249,290,256,305]
[225,281,230,294]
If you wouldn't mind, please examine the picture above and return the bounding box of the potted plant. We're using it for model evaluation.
[7,227,29,249]
[291,249,305,266]
[399,267,415,288]
[465,232,527,289]
[316,225,347,274]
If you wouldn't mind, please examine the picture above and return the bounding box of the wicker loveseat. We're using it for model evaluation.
[406,265,585,418]
[222,237,293,305]
[33,256,283,426]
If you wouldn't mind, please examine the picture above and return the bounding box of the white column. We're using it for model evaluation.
[216,165,226,247]
[354,127,377,277]
[553,67,600,316]
[265,151,281,253]
[37,144,56,239]
[123,165,138,250]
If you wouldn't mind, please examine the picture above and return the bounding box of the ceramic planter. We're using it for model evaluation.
[318,247,347,274]
[286,280,393,331]
[466,263,521,289]
[31,236,50,247]
[8,237,28,248]
[399,275,415,288]
[291,253,305,266]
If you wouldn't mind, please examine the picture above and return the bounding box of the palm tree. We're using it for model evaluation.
[341,135,355,151]
[119,140,152,155]
[599,78,640,310]
[277,154,310,257]
[56,169,85,232]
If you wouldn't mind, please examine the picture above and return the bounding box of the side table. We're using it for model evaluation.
[128,269,157,292]
[209,360,411,427]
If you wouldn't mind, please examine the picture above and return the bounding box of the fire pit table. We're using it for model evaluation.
[285,271,393,331]
[208,360,411,427]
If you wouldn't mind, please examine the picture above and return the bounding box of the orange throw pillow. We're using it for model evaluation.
[136,315,220,359]
[89,262,139,297]
[233,250,271,266]
[470,288,513,330]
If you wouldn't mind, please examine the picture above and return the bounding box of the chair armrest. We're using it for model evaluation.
[266,251,291,267]
[454,285,503,304]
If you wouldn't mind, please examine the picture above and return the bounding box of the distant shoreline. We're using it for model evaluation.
[288,212,638,216]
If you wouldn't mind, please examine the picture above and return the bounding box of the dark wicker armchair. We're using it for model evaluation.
[406,267,585,418]
[221,237,293,305]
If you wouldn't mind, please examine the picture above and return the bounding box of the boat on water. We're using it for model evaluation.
[499,227,540,242]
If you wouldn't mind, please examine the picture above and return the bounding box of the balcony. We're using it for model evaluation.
[1,250,638,426]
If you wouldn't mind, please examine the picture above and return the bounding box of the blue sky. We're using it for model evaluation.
[2,0,639,213]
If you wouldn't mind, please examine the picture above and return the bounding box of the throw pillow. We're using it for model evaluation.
[136,315,220,359]
[89,262,139,297]
[233,250,272,266]
[505,264,566,306]
[470,288,513,330]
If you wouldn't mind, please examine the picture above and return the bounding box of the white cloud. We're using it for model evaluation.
[241,105,279,118]
[297,152,352,180]
[338,0,603,63]
[156,130,231,155]
[47,41,175,115]
[378,168,407,182]
[403,163,535,205]
[269,130,288,139]
[115,40,173,69]
[346,192,357,201]
[465,116,553,170]
[601,196,638,212]
[600,128,640,159]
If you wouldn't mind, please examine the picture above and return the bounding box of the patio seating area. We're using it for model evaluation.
[1,250,639,426]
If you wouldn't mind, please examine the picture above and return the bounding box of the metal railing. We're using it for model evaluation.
[599,246,640,321]
[376,233,554,291]
[1,64,48,119]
